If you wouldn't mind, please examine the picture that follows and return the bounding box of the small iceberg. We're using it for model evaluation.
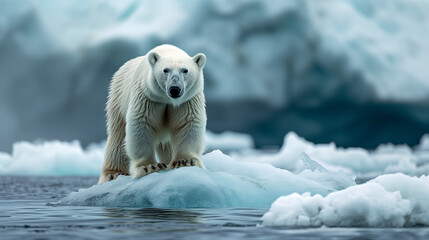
[56,151,355,208]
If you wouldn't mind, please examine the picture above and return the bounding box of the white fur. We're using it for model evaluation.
[98,44,206,184]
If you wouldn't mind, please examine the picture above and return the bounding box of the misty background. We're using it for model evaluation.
[1,0,429,152]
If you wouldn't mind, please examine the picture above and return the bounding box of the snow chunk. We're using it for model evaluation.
[300,152,327,172]
[56,150,354,208]
[297,153,355,191]
[262,173,429,227]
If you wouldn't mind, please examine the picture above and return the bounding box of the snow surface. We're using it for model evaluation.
[262,173,429,227]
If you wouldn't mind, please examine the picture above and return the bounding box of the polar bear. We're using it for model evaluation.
[98,44,207,184]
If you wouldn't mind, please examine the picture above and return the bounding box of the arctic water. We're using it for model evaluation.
[1,176,428,240]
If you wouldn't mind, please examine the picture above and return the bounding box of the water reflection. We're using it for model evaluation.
[102,208,203,224]
[100,208,265,228]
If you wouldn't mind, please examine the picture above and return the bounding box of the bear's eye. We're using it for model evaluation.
[182,69,188,74]
[163,68,170,73]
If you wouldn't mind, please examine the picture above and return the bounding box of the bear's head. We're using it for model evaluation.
[148,47,206,105]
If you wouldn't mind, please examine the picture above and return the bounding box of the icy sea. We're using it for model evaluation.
[2,132,429,239]
[1,176,428,240]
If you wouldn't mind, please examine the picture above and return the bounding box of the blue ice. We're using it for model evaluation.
[57,150,355,208]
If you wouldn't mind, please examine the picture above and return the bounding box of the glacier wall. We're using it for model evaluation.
[1,0,429,151]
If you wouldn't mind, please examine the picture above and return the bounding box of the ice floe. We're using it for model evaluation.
[0,140,104,176]
[205,130,254,152]
[239,132,429,178]
[262,173,429,227]
[56,150,354,208]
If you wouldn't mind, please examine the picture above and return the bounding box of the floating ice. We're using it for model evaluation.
[300,152,327,172]
[418,134,429,151]
[56,150,354,208]
[0,140,104,176]
[297,153,355,191]
[241,132,429,178]
[262,173,429,227]
[0,131,253,176]
[205,130,254,152]
[1,131,429,179]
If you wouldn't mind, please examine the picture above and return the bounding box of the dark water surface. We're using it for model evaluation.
[1,176,429,240]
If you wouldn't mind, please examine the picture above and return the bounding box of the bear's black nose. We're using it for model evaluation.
[168,86,182,98]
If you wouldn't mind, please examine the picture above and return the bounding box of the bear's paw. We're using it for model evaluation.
[99,171,130,183]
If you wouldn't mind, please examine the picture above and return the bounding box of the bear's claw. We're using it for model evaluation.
[105,172,129,182]
[142,163,167,173]
[131,158,203,179]
[132,162,168,178]
[170,158,200,169]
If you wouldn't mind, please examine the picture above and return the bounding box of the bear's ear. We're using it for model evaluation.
[148,52,160,66]
[193,53,206,68]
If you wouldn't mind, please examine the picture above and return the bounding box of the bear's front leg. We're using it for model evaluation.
[126,111,167,179]
[169,121,206,170]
